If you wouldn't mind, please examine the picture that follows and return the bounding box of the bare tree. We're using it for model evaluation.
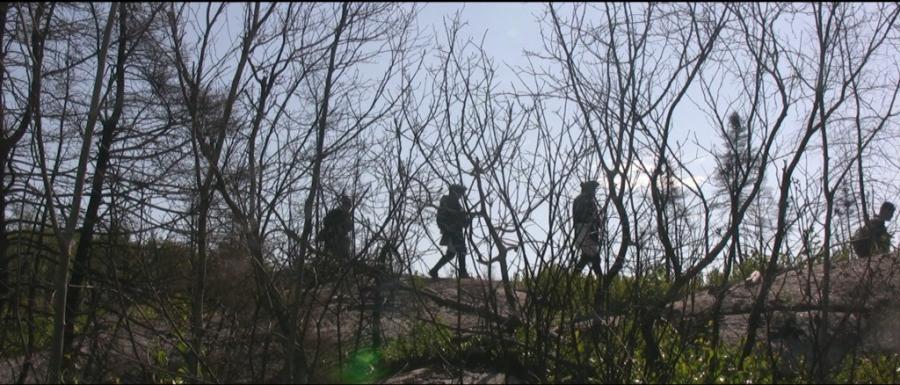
[3,3,900,384]
[0,2,53,318]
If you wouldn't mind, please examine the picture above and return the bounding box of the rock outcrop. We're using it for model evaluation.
[673,251,900,369]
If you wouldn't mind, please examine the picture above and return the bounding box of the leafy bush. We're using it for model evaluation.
[833,353,900,384]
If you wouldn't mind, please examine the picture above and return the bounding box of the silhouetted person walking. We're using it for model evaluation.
[318,195,354,261]
[573,181,602,275]
[430,184,471,279]
[852,201,895,257]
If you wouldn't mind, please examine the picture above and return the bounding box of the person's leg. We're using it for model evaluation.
[339,238,353,272]
[586,237,601,276]
[851,238,864,258]
[430,248,455,278]
[456,249,469,278]
[859,237,873,258]
[449,233,469,278]
[573,224,590,273]
[323,241,342,276]
[589,254,602,276]
[574,252,589,273]
[875,238,890,256]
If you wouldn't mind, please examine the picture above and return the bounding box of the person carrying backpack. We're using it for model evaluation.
[429,184,472,279]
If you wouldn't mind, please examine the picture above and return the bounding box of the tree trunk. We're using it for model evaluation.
[286,4,348,383]
[188,186,210,381]
[47,4,120,381]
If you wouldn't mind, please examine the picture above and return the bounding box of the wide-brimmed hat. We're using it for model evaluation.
[581,181,600,190]
[449,183,466,193]
[881,201,896,218]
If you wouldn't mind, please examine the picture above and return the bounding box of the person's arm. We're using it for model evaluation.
[449,198,467,230]
[572,199,580,224]
[572,197,585,224]
[318,210,337,241]
[345,210,354,235]
[436,196,449,231]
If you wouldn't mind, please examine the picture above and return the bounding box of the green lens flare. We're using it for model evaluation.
[342,347,386,384]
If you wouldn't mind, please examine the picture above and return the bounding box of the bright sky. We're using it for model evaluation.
[417,3,546,82]
[140,3,900,279]
[416,2,720,171]
[408,3,900,278]
[411,3,725,277]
